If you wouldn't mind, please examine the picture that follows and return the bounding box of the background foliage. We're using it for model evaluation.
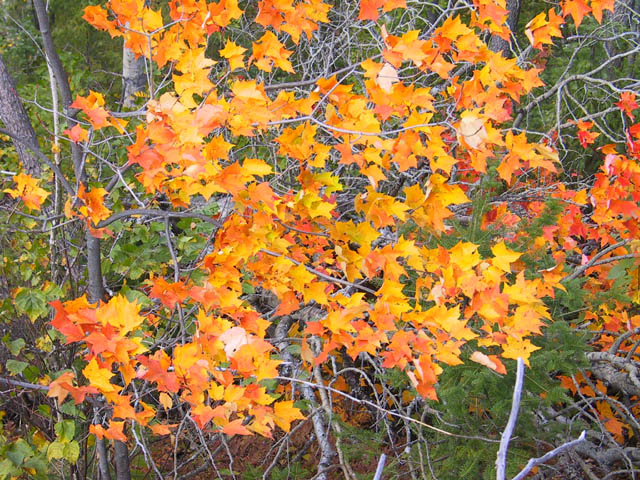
[1,0,639,479]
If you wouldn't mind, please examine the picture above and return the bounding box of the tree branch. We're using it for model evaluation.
[496,357,525,480]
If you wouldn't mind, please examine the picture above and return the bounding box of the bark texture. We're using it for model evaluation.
[0,53,41,175]
[122,46,146,109]
[490,0,522,57]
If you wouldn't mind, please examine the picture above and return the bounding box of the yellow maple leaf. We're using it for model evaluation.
[491,241,522,272]
[501,337,540,366]
[83,358,117,393]
[96,294,145,335]
[242,158,273,177]
[273,400,305,432]
[219,40,247,71]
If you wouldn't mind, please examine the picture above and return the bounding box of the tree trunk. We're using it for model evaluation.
[0,53,41,176]
[490,0,522,57]
[95,420,112,480]
[113,439,132,480]
[31,2,132,479]
[122,45,146,109]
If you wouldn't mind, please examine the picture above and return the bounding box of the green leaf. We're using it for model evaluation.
[22,456,48,476]
[121,284,153,308]
[607,257,635,280]
[22,364,40,382]
[7,439,33,465]
[59,401,78,417]
[5,360,28,376]
[0,458,18,479]
[63,441,80,463]
[8,338,25,356]
[14,288,48,321]
[38,404,51,417]
[55,420,75,443]
[46,441,65,461]
[260,378,279,390]
[43,283,64,301]
[242,281,255,294]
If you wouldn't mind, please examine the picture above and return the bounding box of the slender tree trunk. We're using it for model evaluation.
[113,440,132,480]
[122,44,146,109]
[490,0,522,57]
[0,53,41,176]
[94,410,112,480]
[31,2,132,479]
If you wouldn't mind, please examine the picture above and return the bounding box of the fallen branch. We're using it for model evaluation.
[512,432,587,480]
[496,358,586,480]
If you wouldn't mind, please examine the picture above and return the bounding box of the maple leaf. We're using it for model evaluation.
[47,371,97,404]
[70,91,115,130]
[251,31,295,73]
[47,371,76,403]
[491,241,522,272]
[573,120,600,147]
[273,401,305,432]
[590,0,615,23]
[374,62,399,93]
[219,40,247,71]
[222,419,252,436]
[136,350,179,393]
[82,5,121,38]
[359,0,384,21]
[383,0,406,13]
[90,421,127,442]
[149,276,190,310]
[4,172,50,211]
[616,91,639,120]
[219,326,254,358]
[469,352,506,374]
[150,423,175,436]
[207,0,243,30]
[501,337,540,366]
[458,114,488,149]
[562,0,591,28]
[63,124,90,143]
[439,15,472,41]
[96,294,145,336]
[83,358,117,394]
[77,184,112,224]
[242,158,273,177]
[525,10,564,49]
[141,7,163,32]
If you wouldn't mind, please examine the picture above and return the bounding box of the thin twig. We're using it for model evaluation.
[276,376,498,442]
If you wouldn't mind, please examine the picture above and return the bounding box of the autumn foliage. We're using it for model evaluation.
[2,0,639,477]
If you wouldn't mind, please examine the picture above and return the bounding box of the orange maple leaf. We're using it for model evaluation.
[251,31,295,73]
[616,91,639,120]
[82,5,121,38]
[358,0,384,21]
[525,10,564,49]
[77,184,112,224]
[222,418,253,436]
[590,0,615,23]
[90,421,127,442]
[3,172,50,211]
[63,124,90,143]
[562,0,591,27]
